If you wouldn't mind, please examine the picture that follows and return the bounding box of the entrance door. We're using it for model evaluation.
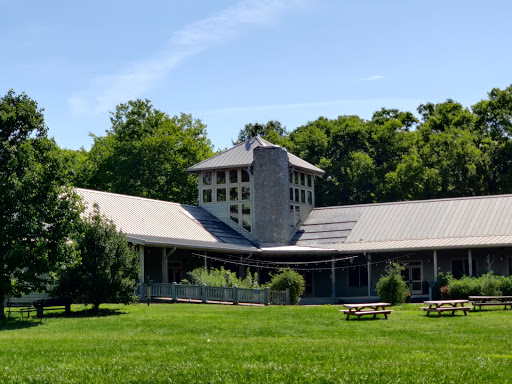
[401,261,423,295]
[168,262,182,283]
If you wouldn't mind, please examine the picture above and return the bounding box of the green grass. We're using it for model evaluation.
[1,303,512,383]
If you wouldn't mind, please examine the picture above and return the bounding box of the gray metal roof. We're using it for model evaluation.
[76,189,258,252]
[295,194,512,252]
[187,137,324,175]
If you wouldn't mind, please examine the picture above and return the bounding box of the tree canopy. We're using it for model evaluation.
[0,90,81,318]
[71,99,214,205]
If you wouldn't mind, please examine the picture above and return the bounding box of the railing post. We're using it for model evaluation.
[171,282,176,302]
[233,287,239,305]
[202,285,207,304]
[264,287,270,306]
[285,288,290,305]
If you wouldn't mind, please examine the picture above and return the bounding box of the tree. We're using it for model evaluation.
[0,90,81,319]
[75,99,214,205]
[233,120,290,146]
[52,204,139,313]
[376,263,409,305]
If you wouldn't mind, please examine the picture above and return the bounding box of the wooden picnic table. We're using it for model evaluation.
[422,299,470,316]
[339,302,393,320]
[469,296,512,310]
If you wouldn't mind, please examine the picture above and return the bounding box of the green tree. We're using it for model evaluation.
[266,268,305,305]
[233,120,290,146]
[52,204,139,313]
[376,263,409,305]
[0,90,81,319]
[76,99,214,204]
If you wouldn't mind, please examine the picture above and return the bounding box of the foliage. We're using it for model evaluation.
[71,99,214,204]
[444,273,512,299]
[184,267,259,289]
[375,263,409,305]
[52,204,139,312]
[0,90,82,319]
[265,268,305,305]
[447,275,482,299]
[233,120,290,146]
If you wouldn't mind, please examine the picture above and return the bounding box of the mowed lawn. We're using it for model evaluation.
[1,303,512,383]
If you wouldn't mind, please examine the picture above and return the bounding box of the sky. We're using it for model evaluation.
[2,0,512,151]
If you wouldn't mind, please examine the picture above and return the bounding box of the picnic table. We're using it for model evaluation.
[422,299,470,316]
[339,302,393,320]
[469,296,512,310]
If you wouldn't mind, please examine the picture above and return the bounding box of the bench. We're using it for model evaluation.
[339,309,393,320]
[421,306,471,315]
[6,303,37,320]
[469,296,512,310]
[32,298,71,318]
[422,299,470,316]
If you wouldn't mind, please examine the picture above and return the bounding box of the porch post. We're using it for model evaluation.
[204,251,207,271]
[468,249,473,276]
[139,245,145,285]
[433,249,438,279]
[331,256,336,302]
[367,254,372,298]
[161,248,168,284]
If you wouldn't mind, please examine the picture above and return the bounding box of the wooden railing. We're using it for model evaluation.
[139,283,290,306]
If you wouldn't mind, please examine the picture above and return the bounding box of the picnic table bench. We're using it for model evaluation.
[421,299,470,316]
[32,298,71,318]
[469,296,512,310]
[339,302,393,320]
[6,303,37,320]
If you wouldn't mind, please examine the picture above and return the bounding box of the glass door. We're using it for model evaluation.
[401,261,423,295]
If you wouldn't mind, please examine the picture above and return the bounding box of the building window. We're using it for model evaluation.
[229,170,238,184]
[300,172,305,186]
[349,265,368,287]
[216,170,226,185]
[294,171,299,184]
[301,190,306,204]
[289,172,293,183]
[229,204,239,224]
[290,188,294,201]
[295,205,300,224]
[230,187,239,201]
[295,189,299,202]
[241,169,250,183]
[241,204,251,232]
[307,191,313,205]
[290,205,294,227]
[217,188,226,202]
[203,189,212,203]
[307,174,312,187]
[451,259,477,279]
[203,171,212,185]
[241,186,250,200]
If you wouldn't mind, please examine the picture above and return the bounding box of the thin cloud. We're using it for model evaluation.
[68,0,305,116]
[360,75,384,81]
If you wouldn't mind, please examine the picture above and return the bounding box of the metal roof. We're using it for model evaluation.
[187,137,325,175]
[76,188,258,252]
[295,194,512,252]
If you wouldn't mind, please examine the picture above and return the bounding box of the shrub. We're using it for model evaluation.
[433,272,453,299]
[376,263,409,305]
[499,276,512,295]
[184,267,259,289]
[480,272,502,296]
[266,268,305,305]
[448,275,481,299]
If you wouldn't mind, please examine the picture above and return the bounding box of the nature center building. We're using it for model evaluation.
[77,137,512,303]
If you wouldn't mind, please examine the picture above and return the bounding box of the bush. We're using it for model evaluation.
[375,263,409,305]
[184,267,259,289]
[480,272,502,296]
[499,276,512,295]
[266,268,305,305]
[448,275,481,299]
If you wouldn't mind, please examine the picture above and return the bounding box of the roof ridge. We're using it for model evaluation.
[76,188,200,209]
[312,193,512,211]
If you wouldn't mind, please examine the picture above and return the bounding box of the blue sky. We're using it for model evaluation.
[2,0,512,151]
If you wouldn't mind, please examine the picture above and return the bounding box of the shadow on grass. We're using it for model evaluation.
[43,307,126,319]
[0,318,40,331]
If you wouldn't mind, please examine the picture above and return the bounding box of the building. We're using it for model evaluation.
[78,137,512,303]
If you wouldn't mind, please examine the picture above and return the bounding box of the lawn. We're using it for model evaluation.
[1,303,512,383]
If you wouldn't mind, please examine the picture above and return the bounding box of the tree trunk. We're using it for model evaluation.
[0,292,5,320]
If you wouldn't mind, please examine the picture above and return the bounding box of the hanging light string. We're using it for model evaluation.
[191,251,418,272]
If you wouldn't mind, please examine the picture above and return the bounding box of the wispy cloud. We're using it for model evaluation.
[360,75,384,81]
[69,0,305,116]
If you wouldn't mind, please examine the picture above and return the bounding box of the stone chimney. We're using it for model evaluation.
[252,146,290,245]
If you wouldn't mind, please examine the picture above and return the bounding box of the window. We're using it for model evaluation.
[229,204,239,224]
[307,174,312,187]
[290,172,293,183]
[241,169,250,183]
[294,171,299,184]
[216,188,226,202]
[294,205,300,224]
[301,190,306,204]
[295,189,299,202]
[307,191,312,205]
[229,170,238,184]
[290,205,295,227]
[203,189,212,203]
[241,204,251,232]
[216,170,226,185]
[230,187,239,201]
[290,188,294,201]
[300,173,305,186]
[349,265,368,287]
[451,259,477,279]
[241,186,250,200]
[203,171,212,185]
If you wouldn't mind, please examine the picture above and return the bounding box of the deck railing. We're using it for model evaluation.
[139,283,290,305]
